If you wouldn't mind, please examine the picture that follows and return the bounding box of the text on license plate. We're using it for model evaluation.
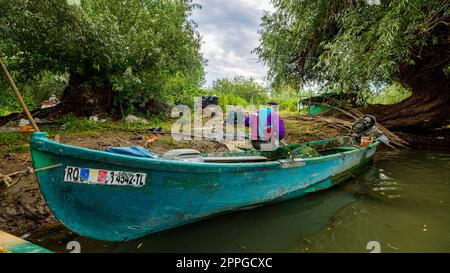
[64,166,146,187]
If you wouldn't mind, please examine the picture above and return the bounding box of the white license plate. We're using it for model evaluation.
[64,166,146,187]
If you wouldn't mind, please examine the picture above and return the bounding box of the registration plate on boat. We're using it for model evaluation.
[64,166,146,187]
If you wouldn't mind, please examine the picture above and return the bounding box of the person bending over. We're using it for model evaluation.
[244,102,285,150]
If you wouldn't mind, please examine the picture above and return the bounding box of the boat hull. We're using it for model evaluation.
[30,132,379,241]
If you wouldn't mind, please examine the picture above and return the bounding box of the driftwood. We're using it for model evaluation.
[301,103,409,149]
[0,167,33,193]
[343,106,409,148]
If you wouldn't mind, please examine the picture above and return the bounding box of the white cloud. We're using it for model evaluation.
[191,0,274,87]
[242,0,276,12]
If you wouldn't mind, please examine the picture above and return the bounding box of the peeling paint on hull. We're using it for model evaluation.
[30,132,380,242]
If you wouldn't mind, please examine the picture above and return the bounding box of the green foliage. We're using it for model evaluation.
[0,90,23,116]
[163,72,206,107]
[256,0,449,99]
[56,114,169,134]
[368,83,412,105]
[271,84,321,112]
[0,132,31,153]
[277,97,298,112]
[0,0,204,114]
[0,76,34,116]
[0,114,172,153]
[211,77,269,107]
[218,93,249,107]
[207,78,314,112]
[0,69,68,115]
[22,71,69,107]
[270,85,298,111]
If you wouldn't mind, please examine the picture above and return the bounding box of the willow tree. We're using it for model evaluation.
[256,0,450,130]
[0,0,204,116]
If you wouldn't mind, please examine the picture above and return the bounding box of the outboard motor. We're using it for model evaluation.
[351,115,376,143]
[351,115,390,146]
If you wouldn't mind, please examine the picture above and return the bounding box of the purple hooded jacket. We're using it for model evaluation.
[244,107,286,141]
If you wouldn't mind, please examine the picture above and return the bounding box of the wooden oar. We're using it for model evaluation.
[0,58,40,132]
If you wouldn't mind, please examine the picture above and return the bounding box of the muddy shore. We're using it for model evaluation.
[0,131,234,242]
[1,116,423,248]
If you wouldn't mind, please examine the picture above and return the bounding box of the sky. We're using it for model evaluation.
[191,0,275,87]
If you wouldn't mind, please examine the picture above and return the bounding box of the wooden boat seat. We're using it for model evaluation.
[203,156,268,163]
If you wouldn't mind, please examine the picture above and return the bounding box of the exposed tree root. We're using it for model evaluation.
[362,91,450,131]
[303,104,409,148]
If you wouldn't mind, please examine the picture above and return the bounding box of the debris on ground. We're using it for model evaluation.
[299,103,409,148]
[0,130,233,241]
[0,115,347,244]
[89,116,107,122]
[125,115,142,123]
[0,153,59,239]
[0,167,33,189]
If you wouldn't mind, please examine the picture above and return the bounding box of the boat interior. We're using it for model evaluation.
[162,136,362,163]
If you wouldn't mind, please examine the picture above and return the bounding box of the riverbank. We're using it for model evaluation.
[0,112,441,249]
[0,134,230,246]
[0,114,343,243]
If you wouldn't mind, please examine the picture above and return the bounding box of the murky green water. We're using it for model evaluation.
[44,150,450,253]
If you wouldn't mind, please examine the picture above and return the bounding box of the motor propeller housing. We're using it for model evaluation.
[352,115,376,136]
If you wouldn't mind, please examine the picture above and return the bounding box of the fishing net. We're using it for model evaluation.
[290,145,321,158]
[226,144,321,160]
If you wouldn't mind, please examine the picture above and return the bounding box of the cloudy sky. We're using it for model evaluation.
[191,0,274,87]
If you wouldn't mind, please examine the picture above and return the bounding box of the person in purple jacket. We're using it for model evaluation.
[244,102,286,150]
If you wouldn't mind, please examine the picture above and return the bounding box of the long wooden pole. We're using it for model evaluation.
[0,58,40,132]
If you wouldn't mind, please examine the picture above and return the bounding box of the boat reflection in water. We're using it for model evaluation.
[39,151,450,253]
[31,132,379,242]
[80,187,359,253]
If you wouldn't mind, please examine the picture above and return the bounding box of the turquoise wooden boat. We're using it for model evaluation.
[0,230,52,253]
[30,132,380,242]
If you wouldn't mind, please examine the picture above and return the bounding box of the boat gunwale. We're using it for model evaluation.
[30,132,380,173]
[29,132,380,241]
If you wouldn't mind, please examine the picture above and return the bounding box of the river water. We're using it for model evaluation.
[43,150,450,253]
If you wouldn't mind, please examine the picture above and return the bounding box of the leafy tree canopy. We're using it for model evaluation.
[256,0,449,98]
[0,0,204,114]
[211,76,269,104]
